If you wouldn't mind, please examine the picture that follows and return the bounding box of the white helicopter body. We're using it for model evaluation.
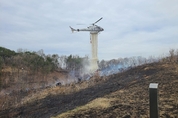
[70,17,104,33]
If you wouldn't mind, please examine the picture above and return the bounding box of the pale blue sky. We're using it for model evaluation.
[0,0,178,60]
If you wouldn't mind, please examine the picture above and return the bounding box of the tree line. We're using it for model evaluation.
[1,47,178,90]
[0,47,89,88]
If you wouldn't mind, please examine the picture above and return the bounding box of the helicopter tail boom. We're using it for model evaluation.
[69,26,77,33]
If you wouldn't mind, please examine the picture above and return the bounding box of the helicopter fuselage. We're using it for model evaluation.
[70,25,104,33]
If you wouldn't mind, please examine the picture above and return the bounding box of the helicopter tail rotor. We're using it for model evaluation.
[69,26,76,33]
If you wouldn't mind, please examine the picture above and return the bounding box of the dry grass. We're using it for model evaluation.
[20,78,106,106]
[52,97,115,118]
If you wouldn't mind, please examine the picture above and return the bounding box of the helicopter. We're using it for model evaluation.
[69,17,104,33]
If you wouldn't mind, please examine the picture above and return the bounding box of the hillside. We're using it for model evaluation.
[52,62,178,118]
[0,60,177,118]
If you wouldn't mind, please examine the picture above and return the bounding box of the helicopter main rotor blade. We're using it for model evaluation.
[93,17,103,25]
[76,23,86,25]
